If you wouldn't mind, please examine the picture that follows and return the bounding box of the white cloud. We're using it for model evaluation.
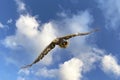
[17,76,25,80]
[57,11,92,34]
[35,67,58,78]
[7,19,13,24]
[34,58,83,80]
[18,68,30,76]
[101,55,120,76]
[59,58,83,80]
[77,48,105,72]
[5,57,19,66]
[3,36,18,49]
[16,14,39,38]
[15,0,26,12]
[0,22,4,28]
[98,0,120,30]
[3,14,57,65]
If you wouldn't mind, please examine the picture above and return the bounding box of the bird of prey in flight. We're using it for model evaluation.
[21,28,99,69]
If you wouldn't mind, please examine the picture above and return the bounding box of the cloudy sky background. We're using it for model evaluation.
[0,0,120,80]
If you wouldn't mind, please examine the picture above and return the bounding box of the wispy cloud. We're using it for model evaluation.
[7,19,13,24]
[15,0,26,12]
[17,76,25,80]
[35,67,58,78]
[101,55,120,77]
[77,48,104,72]
[18,68,30,76]
[5,57,19,66]
[0,22,4,28]
[97,0,120,30]
[0,22,9,29]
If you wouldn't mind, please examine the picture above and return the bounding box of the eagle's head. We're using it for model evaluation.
[59,40,69,48]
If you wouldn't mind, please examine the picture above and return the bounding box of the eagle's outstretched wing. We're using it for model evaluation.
[21,41,56,69]
[59,28,99,40]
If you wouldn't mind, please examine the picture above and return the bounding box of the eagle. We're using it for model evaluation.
[21,28,99,69]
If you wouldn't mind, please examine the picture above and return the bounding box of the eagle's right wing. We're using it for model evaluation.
[21,41,56,69]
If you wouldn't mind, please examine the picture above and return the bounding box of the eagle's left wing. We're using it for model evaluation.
[59,28,99,40]
[21,41,56,69]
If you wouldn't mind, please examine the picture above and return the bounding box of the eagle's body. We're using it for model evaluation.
[21,29,99,69]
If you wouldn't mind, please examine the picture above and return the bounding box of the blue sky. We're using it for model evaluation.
[0,0,120,80]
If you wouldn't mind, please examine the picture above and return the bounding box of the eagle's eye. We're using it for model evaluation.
[59,40,69,48]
